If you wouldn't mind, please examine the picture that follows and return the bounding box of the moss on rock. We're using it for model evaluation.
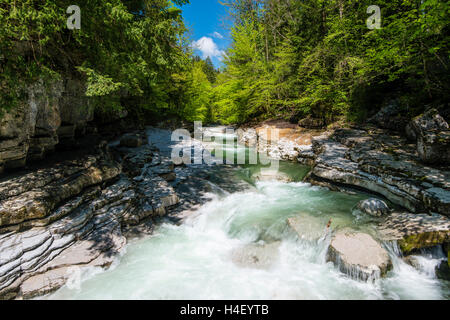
[399,231,450,254]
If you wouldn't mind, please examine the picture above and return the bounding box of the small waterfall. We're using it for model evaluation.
[383,240,446,279]
[327,247,383,283]
[206,181,230,197]
[383,240,403,258]
[316,228,333,264]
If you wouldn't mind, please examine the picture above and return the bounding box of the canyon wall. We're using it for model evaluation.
[0,77,130,173]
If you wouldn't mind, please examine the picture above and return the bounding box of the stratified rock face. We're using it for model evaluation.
[120,132,146,148]
[356,198,390,217]
[0,136,180,299]
[377,212,450,254]
[306,128,450,216]
[0,80,64,170]
[326,231,392,281]
[0,77,96,170]
[410,109,450,165]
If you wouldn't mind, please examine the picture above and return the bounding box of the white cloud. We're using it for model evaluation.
[212,32,224,39]
[191,37,225,60]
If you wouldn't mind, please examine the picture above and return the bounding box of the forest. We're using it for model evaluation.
[1,0,449,126]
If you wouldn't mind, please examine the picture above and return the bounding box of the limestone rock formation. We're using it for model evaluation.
[0,134,180,299]
[0,77,97,172]
[306,128,450,216]
[377,212,450,254]
[409,109,450,164]
[326,231,392,281]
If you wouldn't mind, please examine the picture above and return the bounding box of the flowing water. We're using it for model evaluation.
[44,129,450,300]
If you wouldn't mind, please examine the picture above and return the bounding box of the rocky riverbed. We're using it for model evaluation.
[0,116,449,299]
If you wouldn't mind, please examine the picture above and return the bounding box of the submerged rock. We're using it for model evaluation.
[356,198,391,217]
[326,231,392,281]
[252,170,292,183]
[231,242,280,270]
[403,255,422,270]
[287,216,327,242]
[287,215,349,242]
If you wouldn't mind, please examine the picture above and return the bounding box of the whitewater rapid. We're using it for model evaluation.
[45,179,449,300]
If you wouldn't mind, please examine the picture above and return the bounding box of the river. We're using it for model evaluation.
[43,128,449,300]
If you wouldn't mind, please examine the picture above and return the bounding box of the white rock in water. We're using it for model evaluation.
[231,242,280,270]
[327,231,392,282]
[357,198,391,217]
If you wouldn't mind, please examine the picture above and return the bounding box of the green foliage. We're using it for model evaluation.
[181,59,213,122]
[0,0,192,120]
[213,0,450,125]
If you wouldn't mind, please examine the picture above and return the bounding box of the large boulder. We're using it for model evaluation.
[410,109,450,164]
[368,100,409,132]
[356,198,391,217]
[326,230,392,281]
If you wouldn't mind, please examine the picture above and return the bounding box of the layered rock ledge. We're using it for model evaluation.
[377,212,450,254]
[306,128,450,216]
[0,132,180,299]
[239,120,450,217]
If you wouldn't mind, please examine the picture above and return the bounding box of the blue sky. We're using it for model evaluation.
[180,0,230,68]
